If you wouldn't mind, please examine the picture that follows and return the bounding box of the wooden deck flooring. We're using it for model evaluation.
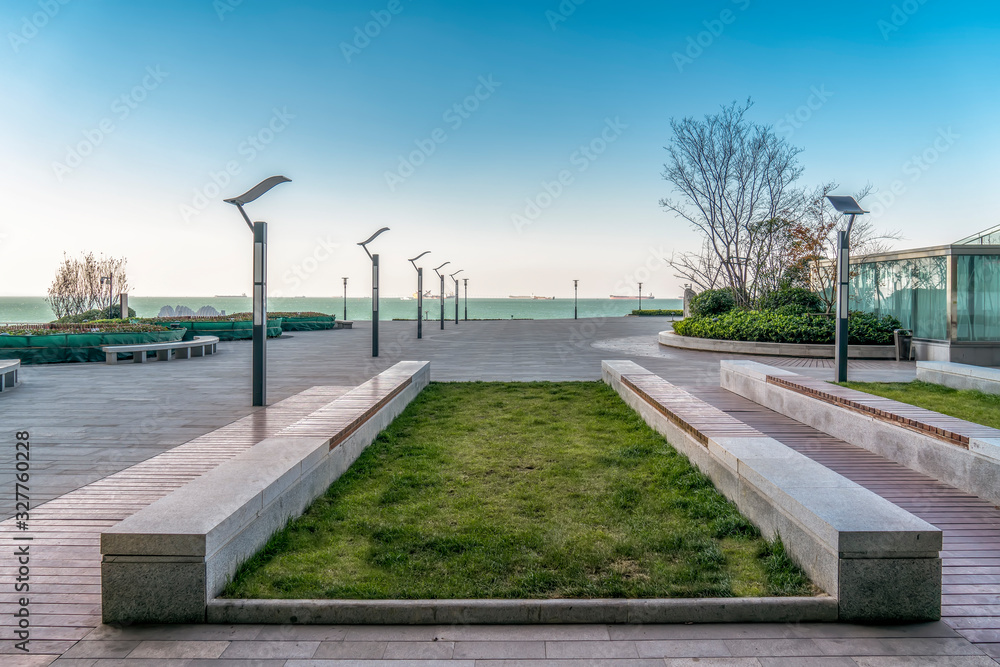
[693,385,1000,660]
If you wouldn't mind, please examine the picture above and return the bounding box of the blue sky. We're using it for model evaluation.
[2,0,998,298]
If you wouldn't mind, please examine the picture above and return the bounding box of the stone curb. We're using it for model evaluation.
[207,596,838,625]
[658,331,896,359]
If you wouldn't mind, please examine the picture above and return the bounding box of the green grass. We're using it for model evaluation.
[840,380,1000,429]
[224,382,813,600]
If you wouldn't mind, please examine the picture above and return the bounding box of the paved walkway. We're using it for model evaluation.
[6,318,996,665]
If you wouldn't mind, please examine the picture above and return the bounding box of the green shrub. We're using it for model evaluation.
[673,310,901,345]
[54,305,137,323]
[689,289,736,317]
[631,309,683,317]
[757,288,823,315]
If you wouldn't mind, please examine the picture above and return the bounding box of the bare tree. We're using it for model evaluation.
[46,252,130,319]
[788,182,902,313]
[660,99,805,306]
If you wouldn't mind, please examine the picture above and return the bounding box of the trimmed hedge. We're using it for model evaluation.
[673,310,901,345]
[689,289,736,317]
[0,328,186,364]
[631,309,683,317]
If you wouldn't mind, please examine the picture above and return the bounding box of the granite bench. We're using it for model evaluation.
[336,320,353,329]
[101,361,430,624]
[721,359,1000,505]
[0,359,20,392]
[102,335,219,364]
[917,360,1000,395]
[603,360,942,623]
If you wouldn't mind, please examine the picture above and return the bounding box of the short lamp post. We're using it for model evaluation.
[224,175,292,407]
[574,279,579,319]
[358,227,390,357]
[408,251,431,339]
[433,262,450,330]
[826,195,869,383]
[450,270,463,324]
[463,278,469,321]
[342,277,348,320]
[100,276,113,314]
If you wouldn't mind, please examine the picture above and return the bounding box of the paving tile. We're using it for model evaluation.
[311,641,387,659]
[546,640,639,659]
[436,624,612,642]
[452,640,546,659]
[725,639,824,657]
[59,641,139,659]
[382,640,455,659]
[126,640,230,659]
[285,661,473,667]
[813,638,985,656]
[609,624,797,642]
[759,659,857,666]
[83,624,264,641]
[217,639,319,659]
[852,657,999,666]
[662,660,762,667]
[635,639,734,658]
[254,625,350,641]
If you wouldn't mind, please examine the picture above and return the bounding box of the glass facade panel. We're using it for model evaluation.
[957,255,1000,341]
[849,256,947,340]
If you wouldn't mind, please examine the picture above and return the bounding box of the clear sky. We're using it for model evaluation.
[2,0,998,298]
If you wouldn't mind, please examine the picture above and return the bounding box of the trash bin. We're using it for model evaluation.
[893,329,913,362]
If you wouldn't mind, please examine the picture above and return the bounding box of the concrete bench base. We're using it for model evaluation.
[917,360,1000,395]
[722,360,1000,506]
[603,360,942,623]
[0,359,20,392]
[101,361,429,624]
[658,330,896,359]
[103,336,219,364]
[336,320,353,329]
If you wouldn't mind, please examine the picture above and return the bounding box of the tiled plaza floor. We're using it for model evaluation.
[6,318,994,665]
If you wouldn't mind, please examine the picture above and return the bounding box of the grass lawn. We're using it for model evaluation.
[224,382,812,600]
[840,380,1000,429]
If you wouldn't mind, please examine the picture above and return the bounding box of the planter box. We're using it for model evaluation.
[659,331,896,359]
[279,315,336,332]
[0,329,187,364]
[164,320,283,341]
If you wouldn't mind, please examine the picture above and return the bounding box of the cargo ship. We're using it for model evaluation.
[610,294,654,299]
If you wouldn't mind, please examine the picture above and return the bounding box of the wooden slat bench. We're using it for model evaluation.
[0,358,20,391]
[102,336,219,365]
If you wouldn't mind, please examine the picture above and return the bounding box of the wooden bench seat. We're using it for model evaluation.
[102,336,220,365]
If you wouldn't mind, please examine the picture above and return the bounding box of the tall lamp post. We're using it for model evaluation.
[341,277,348,320]
[100,276,113,314]
[358,227,390,358]
[224,175,292,407]
[408,251,431,339]
[463,278,469,321]
[638,282,643,312]
[574,279,579,319]
[826,195,869,383]
[433,262,450,330]
[450,270,464,324]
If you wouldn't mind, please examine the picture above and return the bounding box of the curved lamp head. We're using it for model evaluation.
[358,227,390,259]
[408,251,431,271]
[225,176,292,231]
[450,269,464,280]
[826,195,868,235]
[433,261,450,277]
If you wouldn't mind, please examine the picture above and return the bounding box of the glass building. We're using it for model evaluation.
[843,225,1000,365]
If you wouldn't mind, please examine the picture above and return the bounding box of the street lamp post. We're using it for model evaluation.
[100,276,113,315]
[358,227,390,358]
[638,282,643,312]
[433,262,450,330]
[342,277,348,320]
[826,195,869,383]
[450,270,464,324]
[574,279,578,319]
[463,278,469,321]
[408,251,431,339]
[224,175,292,407]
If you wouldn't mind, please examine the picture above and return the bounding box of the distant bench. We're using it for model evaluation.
[0,359,20,392]
[102,336,219,365]
[335,320,353,329]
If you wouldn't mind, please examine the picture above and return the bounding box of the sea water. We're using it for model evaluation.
[0,297,682,324]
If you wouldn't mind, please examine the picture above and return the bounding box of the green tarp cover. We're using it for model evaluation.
[0,329,186,364]
[279,316,336,332]
[168,320,283,341]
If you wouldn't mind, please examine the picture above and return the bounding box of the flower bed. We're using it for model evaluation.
[0,326,185,364]
[672,310,900,345]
